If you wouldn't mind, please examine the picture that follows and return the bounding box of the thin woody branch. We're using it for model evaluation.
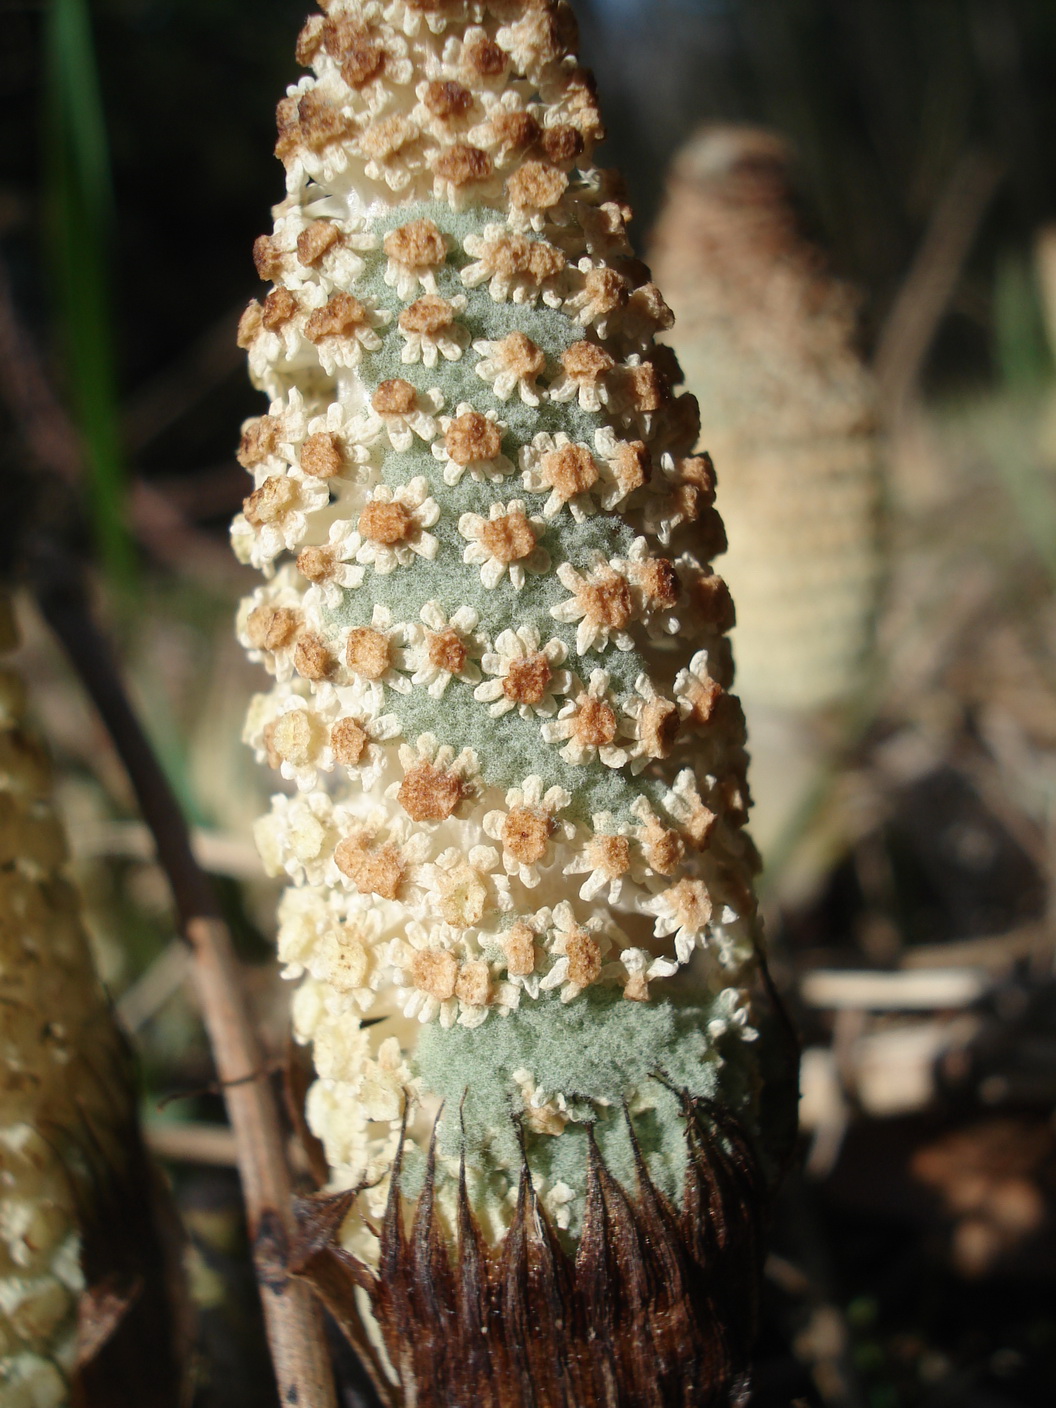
[0,255,240,580]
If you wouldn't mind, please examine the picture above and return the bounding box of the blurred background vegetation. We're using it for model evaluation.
[3,1,1056,1404]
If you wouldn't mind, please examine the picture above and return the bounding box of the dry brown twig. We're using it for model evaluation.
[69,816,265,880]
[123,303,247,455]
[874,149,1004,420]
[0,254,242,580]
[28,555,338,1408]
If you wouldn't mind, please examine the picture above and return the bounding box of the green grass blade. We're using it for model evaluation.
[44,0,136,592]
[994,252,1054,393]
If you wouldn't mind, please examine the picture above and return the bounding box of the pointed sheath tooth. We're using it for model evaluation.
[237,4,779,1401]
